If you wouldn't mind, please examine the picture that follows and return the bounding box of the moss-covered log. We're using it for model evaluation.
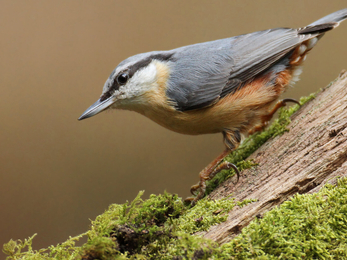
[202,70,347,244]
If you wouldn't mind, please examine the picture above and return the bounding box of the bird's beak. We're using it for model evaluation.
[78,97,114,121]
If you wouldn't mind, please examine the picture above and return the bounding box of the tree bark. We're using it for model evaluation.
[201,70,347,244]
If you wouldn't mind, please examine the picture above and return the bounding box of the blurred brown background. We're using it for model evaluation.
[1,0,346,253]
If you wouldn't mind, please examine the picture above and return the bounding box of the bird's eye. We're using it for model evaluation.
[117,73,129,85]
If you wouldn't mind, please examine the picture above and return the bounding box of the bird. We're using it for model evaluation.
[79,8,347,205]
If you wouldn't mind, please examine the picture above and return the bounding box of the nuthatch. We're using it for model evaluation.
[79,9,347,204]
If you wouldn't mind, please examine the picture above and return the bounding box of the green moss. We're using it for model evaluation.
[237,198,258,208]
[6,178,347,259]
[2,233,86,260]
[213,177,347,259]
[174,196,235,233]
[205,93,316,194]
[4,192,246,259]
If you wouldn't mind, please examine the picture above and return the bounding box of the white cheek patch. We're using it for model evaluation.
[133,62,158,86]
[124,62,158,99]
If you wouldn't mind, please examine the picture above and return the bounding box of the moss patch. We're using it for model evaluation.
[5,178,347,259]
[214,177,347,259]
[3,192,239,259]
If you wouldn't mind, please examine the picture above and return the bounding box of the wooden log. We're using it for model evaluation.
[202,70,347,244]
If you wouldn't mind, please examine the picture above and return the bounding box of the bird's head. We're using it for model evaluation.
[78,51,174,120]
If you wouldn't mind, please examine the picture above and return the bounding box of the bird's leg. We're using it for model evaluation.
[188,148,230,196]
[185,131,241,205]
[248,98,300,135]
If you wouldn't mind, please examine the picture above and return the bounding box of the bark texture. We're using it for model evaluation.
[202,70,347,244]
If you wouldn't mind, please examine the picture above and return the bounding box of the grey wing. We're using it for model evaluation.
[166,28,314,111]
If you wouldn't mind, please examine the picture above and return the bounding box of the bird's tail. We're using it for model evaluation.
[309,8,347,26]
[298,8,347,35]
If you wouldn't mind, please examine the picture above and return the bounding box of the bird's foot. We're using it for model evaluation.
[185,153,240,206]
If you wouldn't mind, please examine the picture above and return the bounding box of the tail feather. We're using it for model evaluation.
[308,8,347,26]
[297,8,347,36]
[298,22,337,35]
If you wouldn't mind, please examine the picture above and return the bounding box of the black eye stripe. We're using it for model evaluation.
[127,53,175,78]
[100,91,112,102]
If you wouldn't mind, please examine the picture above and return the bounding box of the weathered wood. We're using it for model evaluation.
[202,70,347,244]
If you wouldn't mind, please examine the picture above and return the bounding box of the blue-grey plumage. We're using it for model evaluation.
[79,8,347,204]
[80,8,347,118]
